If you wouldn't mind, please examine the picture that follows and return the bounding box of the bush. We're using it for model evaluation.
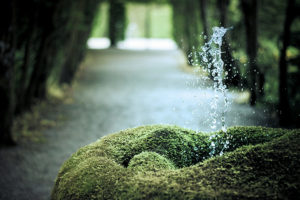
[52,125,300,200]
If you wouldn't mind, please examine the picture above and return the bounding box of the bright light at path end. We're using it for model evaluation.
[87,37,177,50]
[87,38,110,49]
[118,38,177,50]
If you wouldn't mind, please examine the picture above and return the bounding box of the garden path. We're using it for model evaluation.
[0,49,276,200]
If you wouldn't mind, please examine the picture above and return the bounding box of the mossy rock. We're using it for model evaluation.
[128,151,176,172]
[52,125,300,200]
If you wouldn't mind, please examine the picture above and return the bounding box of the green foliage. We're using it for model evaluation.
[52,125,300,200]
[171,0,201,63]
[257,39,279,103]
[12,0,100,113]
[149,4,173,38]
[287,17,300,123]
[90,3,109,38]
[123,0,169,4]
[125,3,173,38]
[258,0,286,40]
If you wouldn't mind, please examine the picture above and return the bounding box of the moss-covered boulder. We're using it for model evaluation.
[128,151,176,172]
[52,125,300,200]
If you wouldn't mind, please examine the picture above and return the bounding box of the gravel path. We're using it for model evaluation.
[0,49,277,200]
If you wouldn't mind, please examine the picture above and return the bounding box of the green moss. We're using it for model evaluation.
[210,126,287,156]
[128,151,176,172]
[52,157,125,200]
[52,125,300,200]
[93,125,211,168]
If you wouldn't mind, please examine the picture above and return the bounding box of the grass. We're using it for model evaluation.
[12,85,72,143]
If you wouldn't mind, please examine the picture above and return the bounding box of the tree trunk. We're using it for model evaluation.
[12,0,44,114]
[184,0,193,57]
[15,8,39,113]
[24,27,52,106]
[171,1,185,48]
[199,0,209,43]
[217,0,240,87]
[24,1,59,106]
[0,0,16,145]
[171,0,199,63]
[278,0,295,126]
[59,0,98,84]
[184,0,200,65]
[241,0,258,106]
[109,0,126,47]
[145,5,151,39]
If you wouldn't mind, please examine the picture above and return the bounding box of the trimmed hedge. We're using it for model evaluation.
[52,125,300,200]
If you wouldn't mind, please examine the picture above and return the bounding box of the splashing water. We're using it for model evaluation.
[191,27,232,132]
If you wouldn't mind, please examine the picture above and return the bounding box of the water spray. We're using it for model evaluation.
[200,27,232,132]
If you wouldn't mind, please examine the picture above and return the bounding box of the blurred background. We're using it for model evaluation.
[1,0,300,199]
[1,0,299,146]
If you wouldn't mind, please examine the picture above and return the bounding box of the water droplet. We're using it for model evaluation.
[197,27,232,132]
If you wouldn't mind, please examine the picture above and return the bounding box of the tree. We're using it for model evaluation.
[23,0,60,107]
[199,0,209,43]
[171,0,200,64]
[171,0,185,47]
[217,0,240,87]
[109,0,126,47]
[59,0,99,84]
[0,0,16,145]
[278,0,296,126]
[0,0,100,145]
[144,4,152,39]
[241,0,258,106]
